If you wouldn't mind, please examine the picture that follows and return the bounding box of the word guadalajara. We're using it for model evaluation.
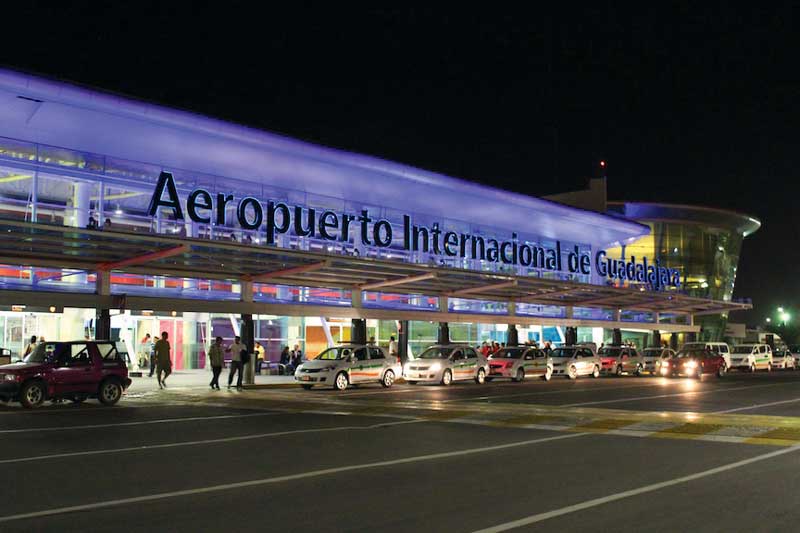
[148,172,681,288]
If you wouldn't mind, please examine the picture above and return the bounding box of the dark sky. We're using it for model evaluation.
[3,4,798,323]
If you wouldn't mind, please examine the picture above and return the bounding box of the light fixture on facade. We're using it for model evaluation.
[114,205,123,215]
[171,310,177,317]
[11,305,25,312]
[49,305,56,313]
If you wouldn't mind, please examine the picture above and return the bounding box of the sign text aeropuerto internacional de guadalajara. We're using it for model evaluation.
[148,172,681,289]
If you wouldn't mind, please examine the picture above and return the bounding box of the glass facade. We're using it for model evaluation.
[607,203,760,341]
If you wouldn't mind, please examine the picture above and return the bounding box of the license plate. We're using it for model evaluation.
[301,375,310,381]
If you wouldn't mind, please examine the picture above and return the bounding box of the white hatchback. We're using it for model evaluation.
[730,344,772,372]
[488,346,553,382]
[404,344,489,386]
[771,349,796,370]
[295,345,401,391]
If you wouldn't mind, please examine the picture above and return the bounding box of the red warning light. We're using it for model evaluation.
[600,160,606,167]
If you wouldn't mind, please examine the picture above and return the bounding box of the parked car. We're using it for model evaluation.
[730,344,773,372]
[680,342,731,369]
[550,345,601,379]
[662,348,726,379]
[295,345,401,391]
[598,345,644,376]
[488,346,553,382]
[0,347,11,366]
[640,346,676,375]
[771,349,796,370]
[403,344,489,385]
[0,340,131,408]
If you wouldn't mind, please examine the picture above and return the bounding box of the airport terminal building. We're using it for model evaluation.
[0,69,748,369]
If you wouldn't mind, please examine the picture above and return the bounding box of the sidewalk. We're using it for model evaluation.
[129,368,296,392]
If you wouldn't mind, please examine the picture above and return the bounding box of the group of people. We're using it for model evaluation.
[479,339,554,356]
[207,335,250,390]
[279,344,304,374]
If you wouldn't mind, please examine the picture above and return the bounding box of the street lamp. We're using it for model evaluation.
[781,312,790,325]
[766,317,772,323]
[778,307,785,313]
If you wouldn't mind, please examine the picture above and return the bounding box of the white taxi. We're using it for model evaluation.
[771,349,796,370]
[295,345,401,391]
[730,344,773,372]
[487,346,553,382]
[404,344,489,385]
[550,345,601,379]
[640,347,676,375]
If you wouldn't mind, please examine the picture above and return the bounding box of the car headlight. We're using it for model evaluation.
[430,362,442,372]
[685,360,697,369]
[4,374,16,381]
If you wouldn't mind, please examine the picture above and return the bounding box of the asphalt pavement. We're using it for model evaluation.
[2,370,800,531]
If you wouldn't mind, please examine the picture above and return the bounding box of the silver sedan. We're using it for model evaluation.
[403,344,489,385]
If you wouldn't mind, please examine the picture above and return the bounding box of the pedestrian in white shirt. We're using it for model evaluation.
[388,336,398,357]
[226,336,246,390]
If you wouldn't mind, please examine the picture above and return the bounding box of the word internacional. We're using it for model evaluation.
[148,172,681,289]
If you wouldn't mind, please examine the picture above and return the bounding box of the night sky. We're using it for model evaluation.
[4,4,798,323]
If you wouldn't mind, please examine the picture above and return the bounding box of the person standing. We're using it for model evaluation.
[254,341,266,374]
[23,335,38,358]
[388,336,398,358]
[279,345,291,374]
[148,335,159,377]
[291,344,303,369]
[208,336,224,390]
[154,332,172,389]
[226,335,246,390]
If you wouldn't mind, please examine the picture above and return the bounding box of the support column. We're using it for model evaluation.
[612,328,622,346]
[652,330,662,348]
[240,280,253,303]
[565,326,578,346]
[351,318,367,345]
[437,322,450,345]
[95,269,111,340]
[397,320,409,364]
[351,289,363,309]
[241,313,255,385]
[669,333,679,350]
[507,324,519,346]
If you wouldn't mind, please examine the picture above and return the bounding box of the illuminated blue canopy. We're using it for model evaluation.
[0,68,647,247]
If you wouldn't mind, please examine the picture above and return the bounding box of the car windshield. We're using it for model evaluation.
[676,350,705,359]
[315,347,355,360]
[550,348,576,358]
[418,347,455,359]
[490,348,525,359]
[23,343,52,363]
[598,347,622,357]
[732,346,755,354]
[642,349,662,357]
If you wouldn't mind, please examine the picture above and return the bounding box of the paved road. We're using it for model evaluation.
[2,371,800,531]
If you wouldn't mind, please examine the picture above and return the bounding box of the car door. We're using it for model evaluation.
[350,348,370,383]
[464,347,479,377]
[450,349,468,380]
[619,349,631,372]
[367,347,386,381]
[575,349,591,374]
[51,342,96,395]
[526,348,546,376]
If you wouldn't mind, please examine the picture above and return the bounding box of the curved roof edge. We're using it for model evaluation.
[608,201,761,237]
[0,67,648,245]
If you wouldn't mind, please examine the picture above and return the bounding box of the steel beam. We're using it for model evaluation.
[358,272,436,291]
[97,244,189,271]
[246,260,329,282]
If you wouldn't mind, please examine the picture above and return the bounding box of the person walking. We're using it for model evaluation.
[226,335,246,390]
[154,332,172,389]
[208,336,224,390]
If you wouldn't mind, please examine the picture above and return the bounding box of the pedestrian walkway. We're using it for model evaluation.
[128,369,295,392]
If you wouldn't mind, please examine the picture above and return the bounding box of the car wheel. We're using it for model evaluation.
[301,384,313,390]
[441,369,453,386]
[20,381,46,408]
[634,364,642,377]
[567,365,578,380]
[717,364,726,378]
[766,363,772,372]
[381,369,395,388]
[475,368,486,384]
[592,365,600,378]
[543,366,553,381]
[333,372,349,391]
[750,363,756,373]
[616,365,624,377]
[98,379,122,406]
[512,368,525,383]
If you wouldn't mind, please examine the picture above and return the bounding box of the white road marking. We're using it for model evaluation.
[472,444,800,532]
[0,432,586,523]
[447,382,666,402]
[0,412,281,434]
[0,419,424,465]
[561,382,788,407]
[713,397,800,414]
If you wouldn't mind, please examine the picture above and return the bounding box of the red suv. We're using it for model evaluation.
[0,340,132,408]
